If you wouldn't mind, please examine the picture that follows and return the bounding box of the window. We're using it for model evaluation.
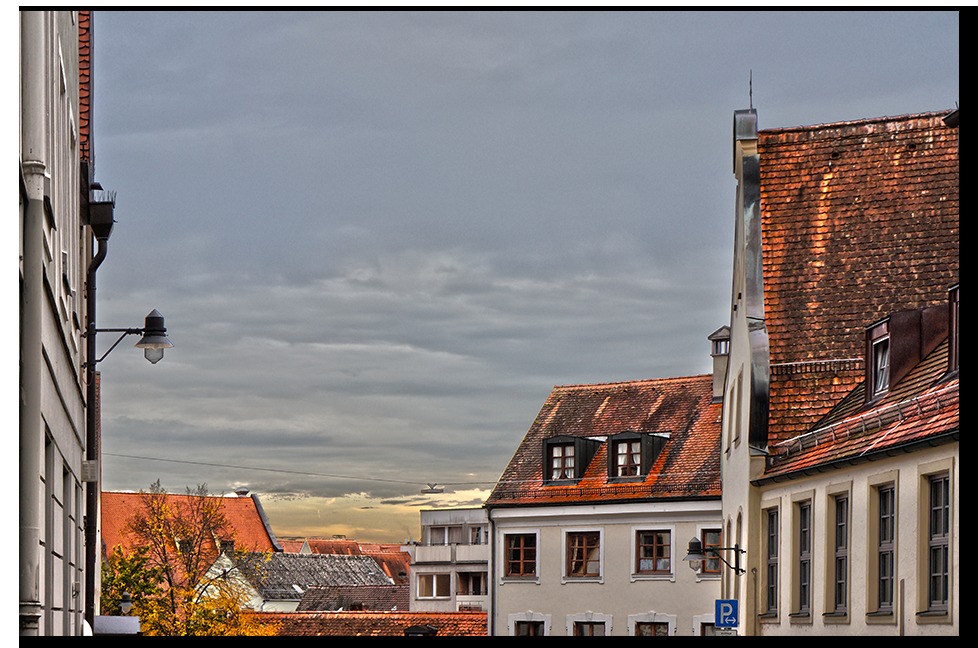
[831,495,849,614]
[636,530,671,574]
[877,485,896,613]
[505,533,537,577]
[218,538,235,554]
[765,508,779,614]
[457,571,486,596]
[469,525,484,545]
[417,573,450,598]
[614,439,642,477]
[174,538,192,554]
[566,531,601,578]
[796,501,812,615]
[928,474,949,612]
[635,622,669,636]
[701,529,721,574]
[549,443,575,480]
[515,621,545,636]
[543,436,600,483]
[429,525,462,545]
[574,621,606,636]
[867,320,890,398]
[606,432,669,480]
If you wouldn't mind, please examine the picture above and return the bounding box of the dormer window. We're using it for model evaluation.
[543,436,600,484]
[867,319,890,398]
[606,431,669,481]
[614,439,642,477]
[550,442,575,480]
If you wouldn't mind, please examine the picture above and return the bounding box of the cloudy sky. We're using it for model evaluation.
[83,9,958,544]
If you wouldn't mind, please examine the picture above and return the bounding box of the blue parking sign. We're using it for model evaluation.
[715,599,738,628]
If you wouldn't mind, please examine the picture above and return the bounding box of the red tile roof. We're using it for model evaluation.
[101,490,280,559]
[251,610,487,636]
[486,375,721,507]
[757,111,958,447]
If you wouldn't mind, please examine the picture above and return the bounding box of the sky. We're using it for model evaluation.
[74,9,959,545]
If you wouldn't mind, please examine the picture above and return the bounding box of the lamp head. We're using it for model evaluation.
[134,309,173,364]
[682,537,707,571]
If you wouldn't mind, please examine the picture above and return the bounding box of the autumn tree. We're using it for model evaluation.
[103,480,277,636]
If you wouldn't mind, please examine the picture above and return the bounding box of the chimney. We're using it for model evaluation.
[708,326,730,403]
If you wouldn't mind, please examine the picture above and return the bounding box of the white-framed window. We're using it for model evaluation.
[417,573,450,599]
[628,611,676,636]
[867,319,890,398]
[508,611,550,636]
[566,612,612,636]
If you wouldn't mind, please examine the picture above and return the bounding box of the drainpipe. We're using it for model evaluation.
[20,10,46,636]
[487,507,496,637]
[84,206,112,628]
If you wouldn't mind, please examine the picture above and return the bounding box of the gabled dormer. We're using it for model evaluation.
[606,431,670,481]
[542,435,601,484]
[865,301,950,404]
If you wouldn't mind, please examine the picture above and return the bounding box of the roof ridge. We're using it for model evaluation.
[759,109,954,134]
[554,373,712,390]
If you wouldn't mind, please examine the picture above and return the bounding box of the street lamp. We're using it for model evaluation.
[120,592,132,615]
[91,309,175,366]
[682,537,746,575]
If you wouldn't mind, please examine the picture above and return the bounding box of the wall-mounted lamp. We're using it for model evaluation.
[682,537,746,575]
[86,309,174,367]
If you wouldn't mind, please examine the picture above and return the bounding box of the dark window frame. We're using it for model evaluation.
[543,435,600,484]
[797,501,812,615]
[701,528,722,574]
[635,529,671,575]
[877,485,896,613]
[504,533,537,578]
[566,531,601,578]
[928,474,950,612]
[515,621,545,636]
[606,431,669,481]
[765,508,779,614]
[832,495,849,614]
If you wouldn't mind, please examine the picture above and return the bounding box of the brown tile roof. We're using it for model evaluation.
[78,10,92,163]
[296,584,410,612]
[101,490,280,559]
[758,111,958,446]
[762,339,957,480]
[486,375,721,507]
[303,538,411,585]
[251,610,487,636]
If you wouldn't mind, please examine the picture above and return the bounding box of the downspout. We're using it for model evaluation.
[20,10,46,636]
[84,217,110,627]
[487,507,496,637]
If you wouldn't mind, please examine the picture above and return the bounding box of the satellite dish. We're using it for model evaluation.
[420,483,444,494]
